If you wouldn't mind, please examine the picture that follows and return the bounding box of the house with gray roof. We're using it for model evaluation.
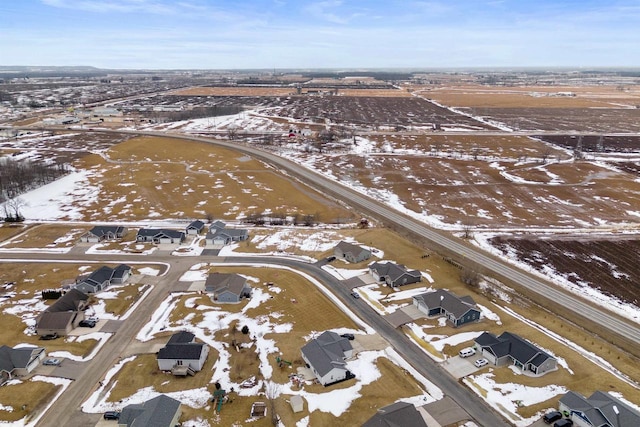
[205,221,249,246]
[475,331,557,376]
[559,390,640,427]
[80,225,127,243]
[369,262,421,287]
[74,264,131,294]
[413,289,481,327]
[0,345,45,385]
[186,220,205,235]
[334,241,371,263]
[205,273,251,303]
[36,289,89,336]
[136,228,185,244]
[118,394,182,427]
[362,401,428,427]
[301,331,353,386]
[157,331,209,374]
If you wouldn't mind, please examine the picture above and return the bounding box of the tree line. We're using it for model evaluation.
[0,157,69,203]
[149,105,243,123]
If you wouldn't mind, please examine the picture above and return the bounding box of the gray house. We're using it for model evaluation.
[205,221,249,246]
[80,225,127,243]
[475,332,557,376]
[413,289,481,327]
[369,262,421,287]
[136,229,185,244]
[186,220,205,235]
[74,264,131,294]
[118,394,182,427]
[362,402,428,427]
[157,331,209,374]
[301,331,353,386]
[205,273,252,303]
[0,345,46,385]
[334,241,371,263]
[36,288,89,337]
[559,390,640,427]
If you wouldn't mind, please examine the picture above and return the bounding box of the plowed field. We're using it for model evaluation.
[489,236,640,307]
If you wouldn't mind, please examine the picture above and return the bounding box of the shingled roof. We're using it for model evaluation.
[414,289,478,319]
[475,332,554,368]
[301,331,352,378]
[560,390,640,427]
[362,401,428,427]
[0,345,44,374]
[119,394,181,427]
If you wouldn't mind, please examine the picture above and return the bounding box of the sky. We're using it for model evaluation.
[1,0,639,69]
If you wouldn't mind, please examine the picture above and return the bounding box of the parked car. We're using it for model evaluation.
[350,292,360,299]
[43,358,61,366]
[340,333,355,340]
[459,347,476,358]
[553,419,573,427]
[543,411,563,424]
[326,256,336,262]
[474,358,488,368]
[39,333,58,340]
[103,411,120,420]
[79,319,96,328]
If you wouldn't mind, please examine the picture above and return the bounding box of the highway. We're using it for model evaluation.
[158,129,640,350]
[6,124,640,349]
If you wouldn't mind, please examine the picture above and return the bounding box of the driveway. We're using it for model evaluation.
[441,355,481,379]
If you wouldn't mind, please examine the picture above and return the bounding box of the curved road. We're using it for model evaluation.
[127,128,640,350]
[9,125,640,350]
[0,252,509,427]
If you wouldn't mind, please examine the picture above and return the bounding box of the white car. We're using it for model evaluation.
[474,358,489,368]
[43,358,61,366]
[459,347,476,358]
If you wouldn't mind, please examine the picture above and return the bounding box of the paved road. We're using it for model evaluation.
[8,126,639,349]
[0,252,509,427]
[150,129,640,351]
[224,256,512,427]
[10,256,193,427]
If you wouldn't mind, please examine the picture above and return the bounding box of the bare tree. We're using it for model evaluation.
[460,267,481,288]
[540,146,553,164]
[4,197,26,222]
[264,381,281,426]
[461,221,475,239]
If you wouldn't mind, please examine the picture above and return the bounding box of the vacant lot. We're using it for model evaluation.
[72,136,352,222]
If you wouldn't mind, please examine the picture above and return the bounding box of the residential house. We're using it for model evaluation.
[79,225,127,243]
[413,289,481,327]
[0,345,46,385]
[475,331,557,376]
[369,262,421,287]
[301,331,353,386]
[334,241,371,263]
[205,273,251,303]
[559,390,640,427]
[157,331,209,374]
[362,401,428,427]
[74,264,131,294]
[186,220,205,235]
[35,289,89,337]
[136,228,185,244]
[118,394,182,427]
[205,221,249,246]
